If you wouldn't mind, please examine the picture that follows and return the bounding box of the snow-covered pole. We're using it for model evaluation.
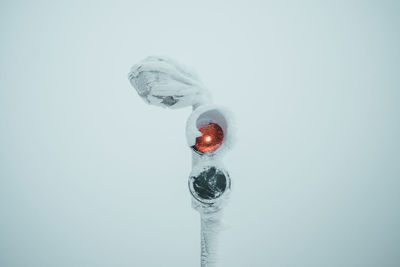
[129,56,234,267]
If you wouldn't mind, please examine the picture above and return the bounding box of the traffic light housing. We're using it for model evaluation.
[186,104,234,210]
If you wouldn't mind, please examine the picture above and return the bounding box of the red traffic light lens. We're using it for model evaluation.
[194,123,224,153]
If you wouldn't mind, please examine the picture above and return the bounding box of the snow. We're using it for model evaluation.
[129,56,211,109]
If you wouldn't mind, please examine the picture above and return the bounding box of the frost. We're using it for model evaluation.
[129,56,211,108]
[200,212,223,267]
[189,164,231,267]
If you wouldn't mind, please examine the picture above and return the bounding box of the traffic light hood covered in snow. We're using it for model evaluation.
[129,56,235,267]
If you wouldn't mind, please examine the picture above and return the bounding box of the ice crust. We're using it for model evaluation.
[201,212,223,267]
[129,56,211,108]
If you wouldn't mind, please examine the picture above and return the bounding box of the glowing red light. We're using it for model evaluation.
[194,123,224,153]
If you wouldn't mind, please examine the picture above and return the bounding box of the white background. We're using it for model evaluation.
[1,1,399,266]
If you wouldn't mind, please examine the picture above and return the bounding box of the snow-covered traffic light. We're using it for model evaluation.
[185,104,234,215]
[129,56,235,267]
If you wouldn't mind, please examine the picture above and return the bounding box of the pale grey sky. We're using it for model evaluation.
[1,1,399,266]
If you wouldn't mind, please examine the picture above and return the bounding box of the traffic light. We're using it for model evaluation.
[185,104,234,214]
[129,56,235,266]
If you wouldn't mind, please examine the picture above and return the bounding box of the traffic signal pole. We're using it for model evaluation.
[129,56,235,267]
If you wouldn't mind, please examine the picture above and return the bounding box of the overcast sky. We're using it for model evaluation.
[1,1,399,266]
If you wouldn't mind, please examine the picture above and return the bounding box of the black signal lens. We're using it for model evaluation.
[189,166,229,203]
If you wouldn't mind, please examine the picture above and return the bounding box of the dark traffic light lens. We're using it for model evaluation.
[190,167,227,201]
[193,123,224,153]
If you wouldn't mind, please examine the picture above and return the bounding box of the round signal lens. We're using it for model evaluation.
[194,123,224,153]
